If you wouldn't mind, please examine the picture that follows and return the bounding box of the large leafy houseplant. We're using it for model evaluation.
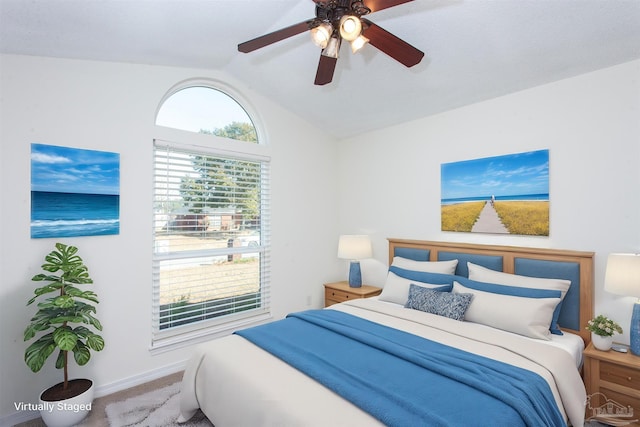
[24,243,104,399]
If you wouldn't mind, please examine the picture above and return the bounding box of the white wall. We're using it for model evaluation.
[338,60,640,343]
[2,53,639,423]
[0,54,341,422]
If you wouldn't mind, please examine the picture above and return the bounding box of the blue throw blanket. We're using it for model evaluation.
[235,309,565,427]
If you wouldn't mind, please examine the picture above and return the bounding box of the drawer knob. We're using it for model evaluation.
[628,376,632,381]
[332,292,335,296]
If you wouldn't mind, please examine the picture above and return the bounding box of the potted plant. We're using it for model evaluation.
[586,314,622,351]
[24,243,104,427]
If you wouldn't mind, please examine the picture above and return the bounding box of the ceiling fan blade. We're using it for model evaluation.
[238,20,314,53]
[363,0,414,13]
[314,55,338,85]
[361,18,424,67]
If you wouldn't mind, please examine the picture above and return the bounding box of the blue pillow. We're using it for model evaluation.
[405,284,473,321]
[454,276,563,335]
[388,266,463,291]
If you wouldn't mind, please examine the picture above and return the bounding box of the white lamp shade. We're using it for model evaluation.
[604,253,640,298]
[339,15,362,42]
[321,36,341,58]
[337,235,372,260]
[310,23,332,48]
[350,35,369,53]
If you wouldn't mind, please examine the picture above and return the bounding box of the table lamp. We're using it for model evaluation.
[604,253,640,355]
[337,235,372,288]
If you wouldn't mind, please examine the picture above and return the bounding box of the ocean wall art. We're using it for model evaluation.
[31,143,120,238]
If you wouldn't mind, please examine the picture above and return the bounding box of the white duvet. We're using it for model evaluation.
[179,299,586,427]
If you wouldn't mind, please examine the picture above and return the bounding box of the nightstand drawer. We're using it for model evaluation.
[601,361,640,388]
[325,288,353,304]
[323,282,382,307]
[599,387,640,417]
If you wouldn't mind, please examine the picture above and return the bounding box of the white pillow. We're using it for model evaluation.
[379,271,449,305]
[392,257,458,274]
[467,262,570,298]
[452,281,561,340]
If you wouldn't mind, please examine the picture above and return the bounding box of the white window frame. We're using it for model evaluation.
[151,82,271,353]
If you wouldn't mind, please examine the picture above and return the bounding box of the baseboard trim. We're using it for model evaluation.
[1,360,188,426]
[2,408,37,426]
[94,359,188,398]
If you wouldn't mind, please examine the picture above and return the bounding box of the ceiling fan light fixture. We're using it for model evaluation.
[339,15,362,42]
[310,22,333,48]
[321,35,341,59]
[350,35,369,53]
[237,0,424,85]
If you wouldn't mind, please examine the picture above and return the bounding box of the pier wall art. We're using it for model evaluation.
[31,143,120,238]
[440,149,550,236]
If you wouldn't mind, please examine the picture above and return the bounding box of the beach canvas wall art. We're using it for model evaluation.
[440,149,550,236]
[31,143,120,238]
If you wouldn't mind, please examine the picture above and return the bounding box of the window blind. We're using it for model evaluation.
[152,140,270,347]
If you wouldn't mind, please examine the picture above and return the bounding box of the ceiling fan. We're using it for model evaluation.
[238,0,424,85]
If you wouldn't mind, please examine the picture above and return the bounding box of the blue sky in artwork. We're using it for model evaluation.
[31,143,120,195]
[441,150,549,200]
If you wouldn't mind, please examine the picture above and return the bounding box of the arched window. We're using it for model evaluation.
[152,83,270,350]
[156,86,258,143]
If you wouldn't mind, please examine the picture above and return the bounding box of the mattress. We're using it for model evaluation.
[179,298,586,426]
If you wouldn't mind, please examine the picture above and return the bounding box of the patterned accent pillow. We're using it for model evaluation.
[405,284,473,321]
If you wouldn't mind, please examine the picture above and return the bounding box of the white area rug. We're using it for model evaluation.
[104,382,213,427]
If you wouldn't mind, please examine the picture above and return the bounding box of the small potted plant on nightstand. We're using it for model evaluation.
[24,243,104,427]
[586,314,622,351]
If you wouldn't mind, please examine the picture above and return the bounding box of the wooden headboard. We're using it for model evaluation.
[388,238,595,344]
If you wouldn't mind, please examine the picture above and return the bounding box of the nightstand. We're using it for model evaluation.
[583,342,640,425]
[323,281,382,307]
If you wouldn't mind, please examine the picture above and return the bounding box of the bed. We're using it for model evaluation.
[179,239,594,426]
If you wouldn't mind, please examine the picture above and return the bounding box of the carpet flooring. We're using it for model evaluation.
[14,371,213,427]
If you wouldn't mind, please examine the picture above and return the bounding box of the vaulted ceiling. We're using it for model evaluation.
[1,0,639,138]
